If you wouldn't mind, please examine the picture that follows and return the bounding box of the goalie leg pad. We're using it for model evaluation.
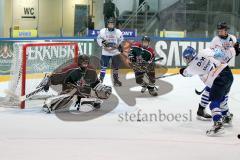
[78,98,103,112]
[43,88,77,113]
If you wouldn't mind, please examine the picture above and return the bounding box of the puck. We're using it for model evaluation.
[238,134,240,139]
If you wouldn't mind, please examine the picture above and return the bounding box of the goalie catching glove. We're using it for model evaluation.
[93,82,112,99]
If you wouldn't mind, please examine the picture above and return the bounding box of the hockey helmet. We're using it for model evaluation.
[107,17,115,31]
[141,36,151,48]
[183,46,197,64]
[217,22,229,30]
[78,55,90,69]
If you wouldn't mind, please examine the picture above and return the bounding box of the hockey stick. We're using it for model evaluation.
[20,87,45,101]
[153,57,164,62]
[130,57,164,73]
[155,73,179,79]
[4,86,45,102]
[195,87,205,95]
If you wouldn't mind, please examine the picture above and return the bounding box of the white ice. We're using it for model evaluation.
[0,74,240,160]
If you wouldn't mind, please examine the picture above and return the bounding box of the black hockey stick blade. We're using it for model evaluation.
[153,57,164,62]
[195,87,205,95]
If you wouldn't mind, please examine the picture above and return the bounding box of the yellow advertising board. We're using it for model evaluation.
[160,31,185,38]
[13,29,38,38]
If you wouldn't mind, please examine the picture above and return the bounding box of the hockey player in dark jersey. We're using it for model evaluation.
[38,55,112,113]
[128,36,158,96]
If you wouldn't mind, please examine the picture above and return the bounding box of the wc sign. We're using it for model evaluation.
[22,7,36,19]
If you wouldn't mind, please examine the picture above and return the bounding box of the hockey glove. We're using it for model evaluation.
[102,40,108,48]
[93,83,112,99]
[179,67,186,77]
[128,54,136,63]
[37,74,51,92]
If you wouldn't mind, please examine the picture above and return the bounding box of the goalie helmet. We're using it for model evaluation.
[78,55,90,70]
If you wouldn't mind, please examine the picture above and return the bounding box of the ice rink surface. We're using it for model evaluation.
[0,74,240,160]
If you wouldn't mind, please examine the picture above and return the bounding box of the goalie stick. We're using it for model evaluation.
[4,86,45,102]
[20,82,90,102]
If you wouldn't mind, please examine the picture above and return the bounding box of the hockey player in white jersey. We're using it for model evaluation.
[197,22,239,122]
[97,17,124,86]
[180,46,234,136]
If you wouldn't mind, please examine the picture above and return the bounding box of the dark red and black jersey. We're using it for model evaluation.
[130,42,155,62]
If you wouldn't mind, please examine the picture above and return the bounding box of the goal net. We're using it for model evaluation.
[0,42,79,109]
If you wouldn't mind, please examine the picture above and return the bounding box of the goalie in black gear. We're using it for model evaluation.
[128,36,158,96]
[38,55,112,113]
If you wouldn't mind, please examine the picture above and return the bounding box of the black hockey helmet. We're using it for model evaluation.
[141,36,151,42]
[107,17,116,24]
[141,36,150,48]
[78,55,90,69]
[217,22,229,30]
[107,17,115,31]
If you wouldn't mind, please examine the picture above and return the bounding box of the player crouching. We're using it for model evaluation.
[38,55,112,113]
[180,47,233,136]
[128,36,158,96]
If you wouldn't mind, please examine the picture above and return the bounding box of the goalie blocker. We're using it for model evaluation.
[39,55,112,113]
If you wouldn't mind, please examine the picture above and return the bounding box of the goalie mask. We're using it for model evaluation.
[78,55,90,70]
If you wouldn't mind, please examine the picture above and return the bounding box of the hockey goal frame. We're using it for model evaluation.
[19,42,79,109]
